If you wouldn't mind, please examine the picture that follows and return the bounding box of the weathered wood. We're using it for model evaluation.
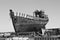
[9,9,49,34]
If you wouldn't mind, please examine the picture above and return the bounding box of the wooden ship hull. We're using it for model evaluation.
[9,9,49,35]
[14,16,48,32]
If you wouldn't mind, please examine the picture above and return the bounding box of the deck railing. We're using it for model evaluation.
[14,12,48,21]
[0,36,60,40]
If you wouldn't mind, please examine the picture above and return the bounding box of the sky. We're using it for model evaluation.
[0,0,60,32]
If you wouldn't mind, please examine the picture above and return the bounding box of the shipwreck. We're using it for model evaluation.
[9,9,49,36]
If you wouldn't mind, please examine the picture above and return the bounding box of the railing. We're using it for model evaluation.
[14,12,33,18]
[0,36,60,40]
[34,37,59,40]
[14,12,48,21]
